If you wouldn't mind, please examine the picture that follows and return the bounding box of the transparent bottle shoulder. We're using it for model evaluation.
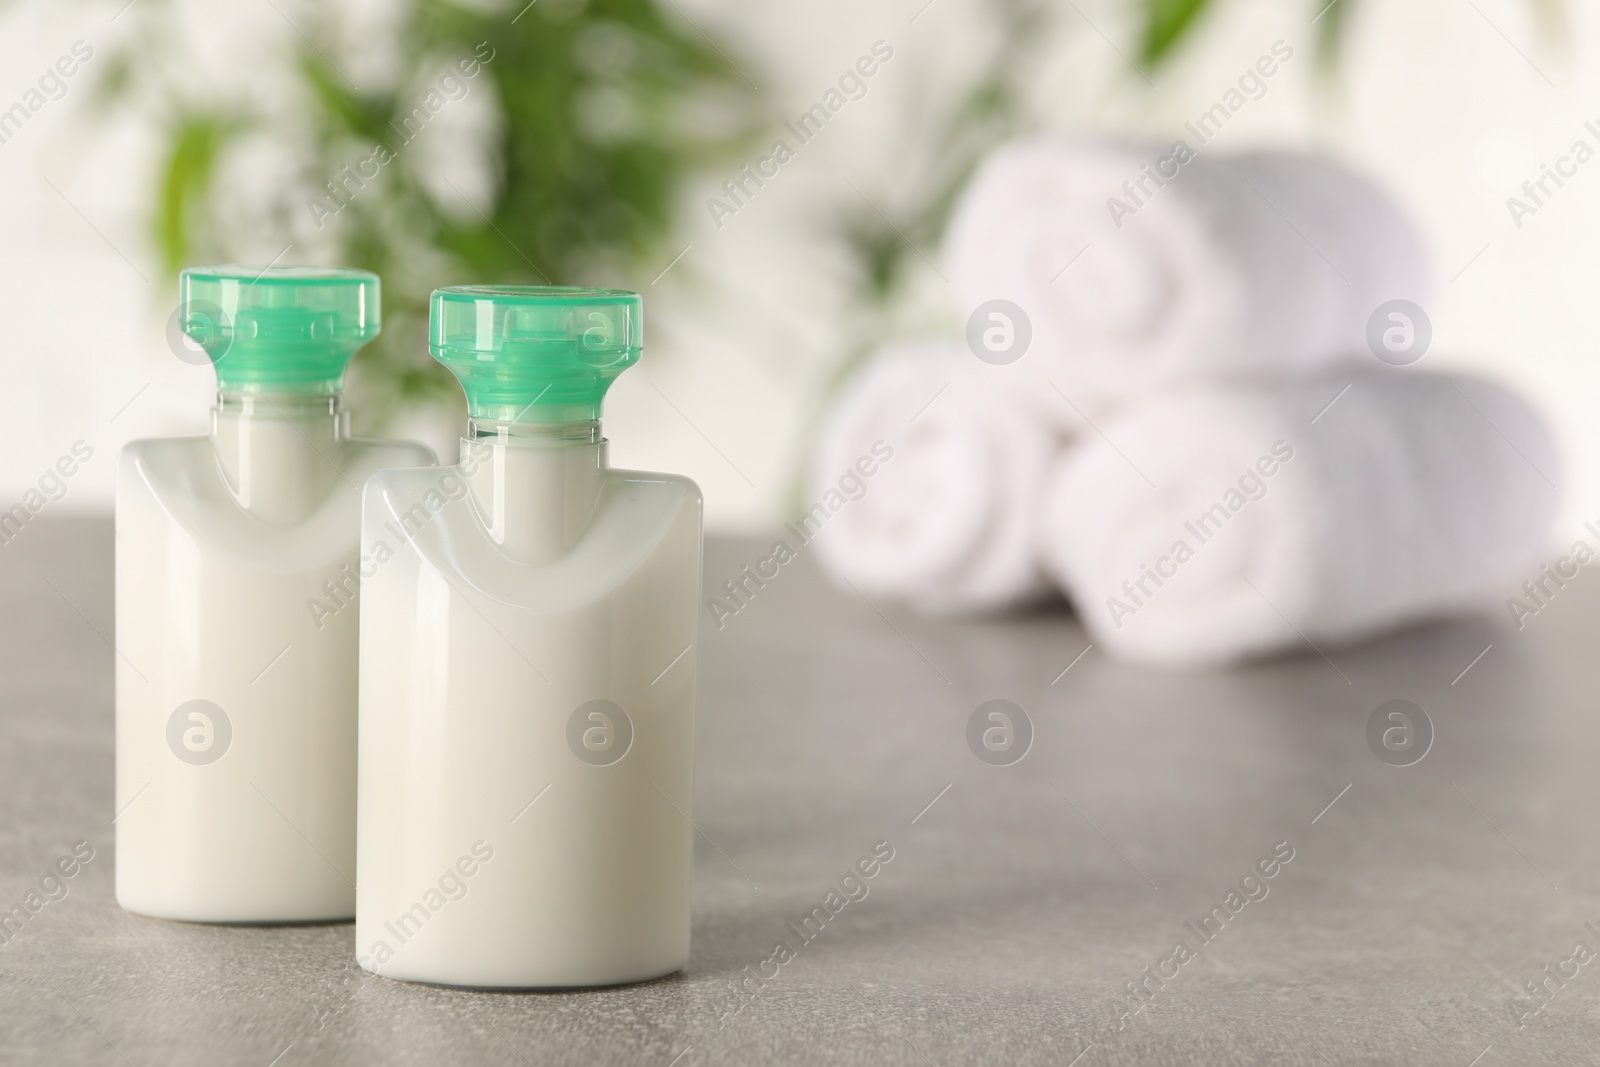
[370,462,695,496]
[124,434,432,483]
[363,465,699,549]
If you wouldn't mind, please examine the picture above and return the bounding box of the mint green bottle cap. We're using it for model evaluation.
[430,286,642,422]
[179,266,380,393]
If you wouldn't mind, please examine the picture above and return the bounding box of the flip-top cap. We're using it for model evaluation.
[430,286,642,422]
[179,266,380,392]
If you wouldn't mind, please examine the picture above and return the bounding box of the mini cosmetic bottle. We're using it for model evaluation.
[356,286,702,987]
[116,267,433,922]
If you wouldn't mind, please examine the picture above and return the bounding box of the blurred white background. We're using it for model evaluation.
[0,0,1594,535]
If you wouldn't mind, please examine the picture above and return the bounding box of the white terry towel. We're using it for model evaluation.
[809,341,1059,615]
[944,138,1431,427]
[1039,369,1559,667]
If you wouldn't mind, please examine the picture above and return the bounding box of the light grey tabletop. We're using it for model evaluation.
[2,516,1597,1065]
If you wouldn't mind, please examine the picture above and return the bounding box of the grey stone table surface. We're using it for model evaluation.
[3,517,1599,1065]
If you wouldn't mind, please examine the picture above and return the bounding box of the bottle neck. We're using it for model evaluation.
[210,391,345,524]
[460,419,607,564]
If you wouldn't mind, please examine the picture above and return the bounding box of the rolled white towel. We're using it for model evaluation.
[809,340,1059,615]
[944,138,1431,426]
[1039,369,1559,667]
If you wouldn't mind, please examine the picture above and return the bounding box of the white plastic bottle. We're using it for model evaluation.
[116,267,433,922]
[356,287,702,987]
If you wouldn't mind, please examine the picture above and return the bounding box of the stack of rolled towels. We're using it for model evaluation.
[810,138,1559,667]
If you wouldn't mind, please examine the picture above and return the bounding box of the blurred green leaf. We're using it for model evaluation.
[1139,0,1213,67]
[154,115,227,276]
[1313,0,1354,71]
